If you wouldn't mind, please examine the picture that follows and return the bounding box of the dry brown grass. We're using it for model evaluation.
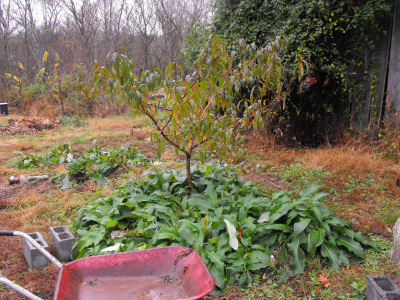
[301,147,398,176]
[91,116,139,131]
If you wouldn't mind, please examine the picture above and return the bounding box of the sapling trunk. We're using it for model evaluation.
[186,154,192,193]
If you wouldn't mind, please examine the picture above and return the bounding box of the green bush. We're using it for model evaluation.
[73,164,377,290]
[209,0,392,145]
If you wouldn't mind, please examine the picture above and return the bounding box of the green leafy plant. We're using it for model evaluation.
[258,184,377,273]
[11,143,72,169]
[55,141,150,189]
[73,164,376,290]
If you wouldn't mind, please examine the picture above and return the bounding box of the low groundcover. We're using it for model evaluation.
[73,164,377,290]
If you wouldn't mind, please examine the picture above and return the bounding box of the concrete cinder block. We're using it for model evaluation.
[366,276,400,300]
[22,232,50,269]
[49,226,75,261]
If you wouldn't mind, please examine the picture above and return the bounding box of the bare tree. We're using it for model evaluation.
[0,0,15,73]
[0,0,214,94]
[40,0,62,46]
[98,0,136,60]
[12,0,43,77]
[63,0,99,67]
[153,0,213,69]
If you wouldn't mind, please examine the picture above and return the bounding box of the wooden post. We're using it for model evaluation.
[386,0,400,125]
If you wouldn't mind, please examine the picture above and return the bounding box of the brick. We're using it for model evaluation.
[366,276,400,300]
[22,232,50,269]
[49,226,75,261]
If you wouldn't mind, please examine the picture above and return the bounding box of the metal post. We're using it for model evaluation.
[0,277,42,300]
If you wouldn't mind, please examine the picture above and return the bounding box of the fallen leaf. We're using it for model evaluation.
[318,275,331,287]
[236,228,243,243]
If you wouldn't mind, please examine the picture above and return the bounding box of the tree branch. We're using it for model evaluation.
[140,101,188,156]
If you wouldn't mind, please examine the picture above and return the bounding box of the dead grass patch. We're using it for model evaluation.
[301,148,396,177]
[63,198,86,213]
[91,117,137,131]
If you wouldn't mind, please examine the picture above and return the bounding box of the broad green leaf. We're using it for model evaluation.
[268,203,295,224]
[336,236,365,258]
[328,216,351,228]
[89,173,109,185]
[80,209,102,222]
[61,175,75,190]
[311,206,323,223]
[293,218,311,235]
[248,250,274,270]
[287,234,306,273]
[205,250,225,273]
[316,228,326,247]
[343,228,355,239]
[271,191,292,201]
[339,250,350,266]
[210,265,225,289]
[309,192,329,202]
[320,241,341,270]
[306,229,319,257]
[257,211,270,223]
[264,232,279,247]
[217,233,229,251]
[157,231,177,241]
[299,184,320,197]
[205,183,218,202]
[265,223,294,233]
[105,219,118,228]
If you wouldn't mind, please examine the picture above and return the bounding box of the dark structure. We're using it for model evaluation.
[351,0,400,133]
[0,103,8,115]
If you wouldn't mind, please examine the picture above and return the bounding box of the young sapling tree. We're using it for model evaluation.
[91,35,293,189]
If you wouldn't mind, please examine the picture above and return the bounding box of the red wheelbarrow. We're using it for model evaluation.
[0,230,215,300]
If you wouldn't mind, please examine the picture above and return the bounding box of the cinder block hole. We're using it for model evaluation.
[37,241,44,246]
[387,294,400,300]
[374,278,396,292]
[29,233,38,239]
[54,227,65,233]
[58,233,68,240]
